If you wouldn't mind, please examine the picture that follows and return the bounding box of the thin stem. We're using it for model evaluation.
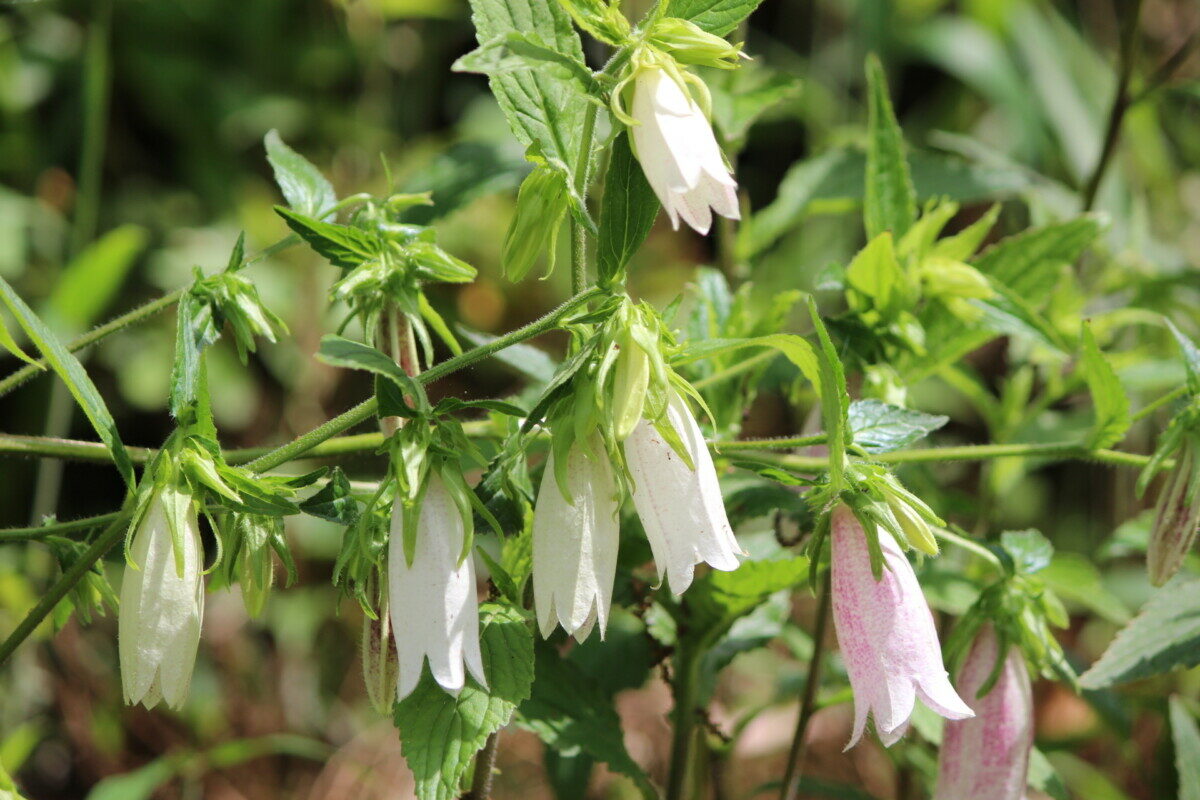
[0,504,130,665]
[691,349,778,390]
[717,434,824,452]
[0,511,122,543]
[243,288,602,473]
[665,642,702,800]
[463,731,501,800]
[1132,385,1188,423]
[1081,0,1144,212]
[569,102,600,295]
[779,569,831,800]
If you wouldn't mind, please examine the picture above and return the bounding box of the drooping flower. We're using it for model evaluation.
[1147,436,1200,586]
[625,391,741,593]
[533,443,621,641]
[388,473,487,700]
[628,65,739,236]
[119,483,205,710]
[830,505,973,748]
[934,625,1034,800]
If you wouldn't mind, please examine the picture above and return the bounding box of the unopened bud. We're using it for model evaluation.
[362,606,399,715]
[649,19,745,69]
[1148,438,1200,586]
[890,498,939,556]
[502,166,568,282]
[612,332,650,440]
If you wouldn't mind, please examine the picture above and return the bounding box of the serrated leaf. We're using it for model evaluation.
[1079,578,1200,689]
[516,640,656,799]
[1171,697,1200,800]
[465,0,588,187]
[998,529,1054,573]
[265,130,337,219]
[597,133,659,286]
[685,556,809,637]
[299,468,360,525]
[0,276,134,489]
[1040,553,1129,624]
[847,399,947,453]
[665,0,765,36]
[864,55,916,240]
[274,207,379,270]
[1081,323,1130,449]
[454,31,600,100]
[394,602,534,800]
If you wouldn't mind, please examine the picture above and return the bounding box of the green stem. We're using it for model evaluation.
[0,504,130,665]
[717,434,824,452]
[665,642,702,800]
[691,349,778,390]
[69,0,112,258]
[0,511,122,543]
[569,102,600,295]
[779,569,831,800]
[1132,385,1188,423]
[1081,0,1144,212]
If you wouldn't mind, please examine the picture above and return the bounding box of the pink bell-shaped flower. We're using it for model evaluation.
[934,625,1034,800]
[830,505,973,748]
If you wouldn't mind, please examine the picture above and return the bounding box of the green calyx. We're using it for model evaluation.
[646,18,745,69]
[503,162,570,282]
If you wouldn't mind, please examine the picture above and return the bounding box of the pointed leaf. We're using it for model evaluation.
[864,55,916,240]
[597,133,659,286]
[265,130,337,219]
[1080,323,1130,449]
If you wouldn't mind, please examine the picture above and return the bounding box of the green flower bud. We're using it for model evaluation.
[648,18,745,69]
[921,257,994,300]
[502,165,569,281]
[889,497,939,556]
[612,331,651,440]
[362,607,399,715]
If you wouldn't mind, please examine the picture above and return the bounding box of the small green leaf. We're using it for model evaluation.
[596,133,659,287]
[0,314,38,367]
[299,468,360,525]
[1080,323,1131,449]
[316,335,429,415]
[264,130,337,219]
[686,557,809,643]
[47,225,146,334]
[1027,747,1069,800]
[672,334,820,390]
[274,207,379,270]
[847,399,948,453]
[1040,553,1129,624]
[1165,318,1200,396]
[1171,697,1200,800]
[665,0,766,36]
[864,55,916,241]
[807,297,849,489]
[998,529,1054,573]
[0,276,134,489]
[1079,578,1200,689]
[394,602,534,800]
[169,291,221,422]
[516,641,656,799]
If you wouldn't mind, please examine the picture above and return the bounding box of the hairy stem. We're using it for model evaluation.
[1081,0,1144,211]
[1132,385,1188,423]
[779,569,832,800]
[665,642,702,800]
[463,731,501,800]
[569,101,600,295]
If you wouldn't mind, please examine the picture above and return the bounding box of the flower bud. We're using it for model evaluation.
[612,332,651,441]
[362,608,399,715]
[119,483,205,710]
[502,165,568,282]
[648,19,745,69]
[889,497,939,556]
[1148,437,1200,586]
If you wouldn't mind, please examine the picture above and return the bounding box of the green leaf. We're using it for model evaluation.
[672,334,820,390]
[665,0,766,36]
[0,276,135,490]
[86,758,179,800]
[316,335,429,415]
[686,556,809,639]
[516,640,656,799]
[847,399,948,453]
[1028,747,1070,800]
[709,64,801,147]
[458,325,557,384]
[465,0,588,185]
[274,207,379,270]
[807,297,849,489]
[264,130,337,219]
[394,602,534,800]
[1171,697,1200,800]
[0,314,38,367]
[299,468,360,525]
[1079,578,1200,689]
[399,142,527,226]
[597,133,659,287]
[454,31,600,100]
[1040,553,1130,624]
[1080,323,1131,449]
[864,55,916,240]
[998,529,1054,573]
[47,225,146,334]
[169,291,221,421]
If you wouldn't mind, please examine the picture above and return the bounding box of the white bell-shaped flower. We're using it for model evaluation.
[533,444,620,641]
[119,484,205,710]
[629,65,739,236]
[388,473,487,700]
[625,391,742,593]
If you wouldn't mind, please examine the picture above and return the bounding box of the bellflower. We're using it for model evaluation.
[533,444,620,641]
[627,65,739,235]
[625,391,741,593]
[830,505,973,748]
[388,473,487,700]
[119,484,205,710]
[935,625,1033,800]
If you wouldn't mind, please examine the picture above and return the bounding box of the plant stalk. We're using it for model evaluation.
[779,569,831,800]
[464,731,501,800]
[665,642,702,800]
